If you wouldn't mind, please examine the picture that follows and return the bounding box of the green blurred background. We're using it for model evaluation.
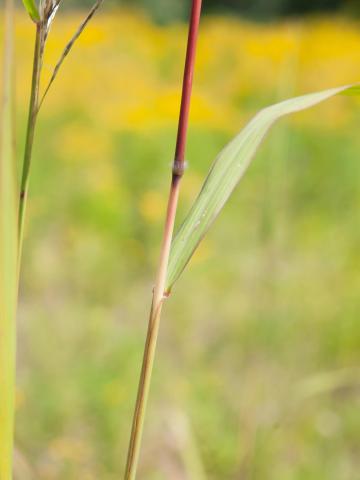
[2,0,360,478]
[66,0,360,23]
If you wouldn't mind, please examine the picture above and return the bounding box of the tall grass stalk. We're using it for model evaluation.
[124,1,203,478]
[0,2,102,475]
[19,0,103,250]
[0,0,17,477]
[18,23,42,251]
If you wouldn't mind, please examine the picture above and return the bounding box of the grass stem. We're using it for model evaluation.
[18,23,42,253]
[0,0,16,477]
[124,1,202,478]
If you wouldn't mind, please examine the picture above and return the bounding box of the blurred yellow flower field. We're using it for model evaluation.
[10,10,360,134]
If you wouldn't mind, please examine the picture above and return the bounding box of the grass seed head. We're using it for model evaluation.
[40,0,61,22]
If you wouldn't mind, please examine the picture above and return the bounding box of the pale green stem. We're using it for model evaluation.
[124,180,181,480]
[0,0,17,477]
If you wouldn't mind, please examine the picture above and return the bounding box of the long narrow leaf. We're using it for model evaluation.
[0,0,18,478]
[38,0,103,111]
[21,0,40,22]
[166,84,358,290]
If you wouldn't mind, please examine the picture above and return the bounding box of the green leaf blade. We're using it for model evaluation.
[0,0,18,477]
[166,84,359,291]
[22,0,40,22]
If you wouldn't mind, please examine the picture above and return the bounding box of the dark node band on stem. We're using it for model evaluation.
[172,159,187,178]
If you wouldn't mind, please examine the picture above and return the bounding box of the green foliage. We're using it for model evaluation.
[63,0,346,22]
[17,111,360,479]
[4,6,359,479]
[166,85,358,291]
[21,0,40,22]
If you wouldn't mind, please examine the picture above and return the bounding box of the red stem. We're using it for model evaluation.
[124,2,202,479]
[173,0,202,177]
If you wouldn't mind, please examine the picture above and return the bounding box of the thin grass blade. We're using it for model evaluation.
[166,84,359,290]
[0,0,18,477]
[38,0,103,110]
[21,0,40,22]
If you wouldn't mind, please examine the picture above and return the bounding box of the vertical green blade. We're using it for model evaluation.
[0,0,18,477]
[166,84,359,290]
[21,0,40,22]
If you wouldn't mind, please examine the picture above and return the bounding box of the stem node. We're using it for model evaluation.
[124,1,203,478]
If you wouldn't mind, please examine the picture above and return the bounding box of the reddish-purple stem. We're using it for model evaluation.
[173,0,202,177]
[124,2,202,479]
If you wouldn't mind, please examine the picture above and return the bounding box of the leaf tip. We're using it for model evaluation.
[22,0,40,22]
